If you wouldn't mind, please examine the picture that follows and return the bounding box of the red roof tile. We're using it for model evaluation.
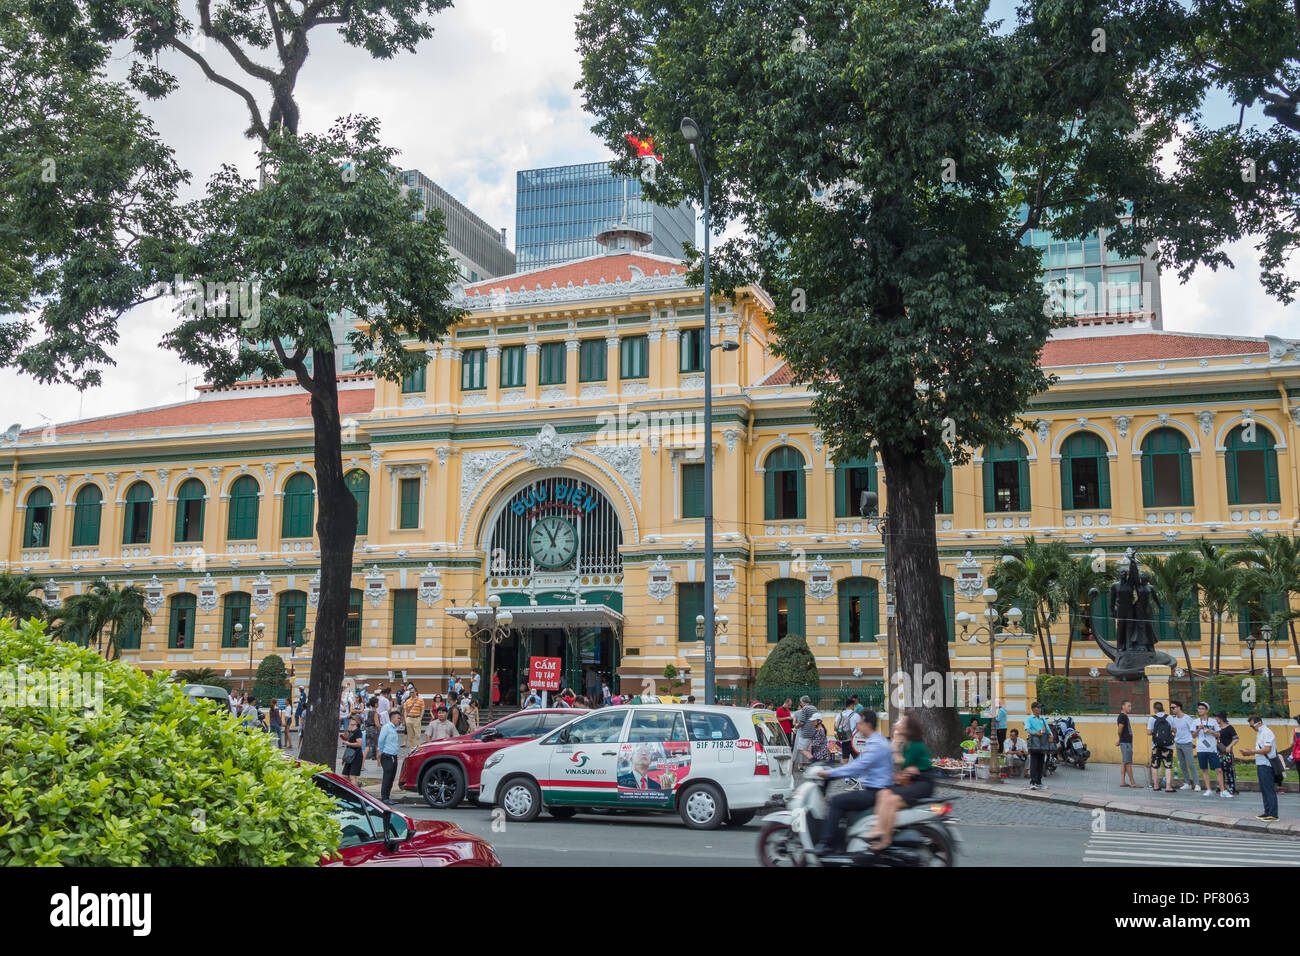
[41,385,375,436]
[463,253,684,298]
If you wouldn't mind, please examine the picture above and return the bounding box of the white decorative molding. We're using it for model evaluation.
[56,474,68,494]
[713,554,737,601]
[807,555,834,602]
[364,565,389,608]
[679,375,704,390]
[1080,532,1097,545]
[723,429,740,453]
[501,389,529,405]
[460,450,517,512]
[580,383,608,398]
[1196,411,1214,436]
[42,578,60,609]
[251,571,274,613]
[647,556,674,602]
[539,386,567,402]
[587,443,643,504]
[1265,334,1300,363]
[307,570,321,609]
[462,393,490,407]
[197,574,218,612]
[953,552,985,600]
[621,382,649,396]
[401,395,427,408]
[263,462,276,486]
[810,430,824,455]
[369,449,382,471]
[1114,416,1131,439]
[144,575,165,615]
[435,446,452,467]
[418,563,443,606]
[513,423,578,468]
[1036,421,1051,444]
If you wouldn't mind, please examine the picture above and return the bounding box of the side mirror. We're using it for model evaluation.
[480,728,502,742]
[381,810,400,852]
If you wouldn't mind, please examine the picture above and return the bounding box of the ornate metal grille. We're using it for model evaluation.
[488,475,623,577]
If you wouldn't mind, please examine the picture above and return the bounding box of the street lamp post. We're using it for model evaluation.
[1261,623,1275,712]
[956,587,1023,783]
[695,608,730,699]
[466,594,514,711]
[859,491,894,731]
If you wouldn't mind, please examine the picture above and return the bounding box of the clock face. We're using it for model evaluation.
[528,514,578,569]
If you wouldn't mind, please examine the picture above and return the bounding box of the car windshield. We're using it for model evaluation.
[751,715,790,749]
[315,777,376,849]
[685,711,740,741]
[559,709,626,743]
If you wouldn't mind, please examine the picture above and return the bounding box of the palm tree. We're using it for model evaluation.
[1192,538,1243,674]
[57,581,152,660]
[1145,549,1200,697]
[1236,531,1300,661]
[989,536,1063,673]
[173,668,233,691]
[0,573,46,623]
[1051,544,1108,677]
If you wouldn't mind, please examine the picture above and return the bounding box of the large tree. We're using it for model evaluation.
[577,0,1199,750]
[23,0,460,766]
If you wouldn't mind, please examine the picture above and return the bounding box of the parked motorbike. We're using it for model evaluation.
[1047,715,1090,770]
[757,765,960,867]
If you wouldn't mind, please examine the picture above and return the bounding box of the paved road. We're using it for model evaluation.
[390,784,1300,867]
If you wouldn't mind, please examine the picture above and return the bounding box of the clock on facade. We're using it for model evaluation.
[528,514,578,569]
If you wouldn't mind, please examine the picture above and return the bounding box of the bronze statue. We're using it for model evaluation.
[1090,548,1174,680]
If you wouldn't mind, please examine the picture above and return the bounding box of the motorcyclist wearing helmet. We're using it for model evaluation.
[814,710,894,854]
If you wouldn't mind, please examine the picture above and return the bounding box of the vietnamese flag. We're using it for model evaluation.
[625,133,662,161]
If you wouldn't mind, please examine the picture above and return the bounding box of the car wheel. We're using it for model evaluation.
[726,808,757,827]
[420,763,466,809]
[678,782,727,829]
[500,776,542,822]
[547,806,578,819]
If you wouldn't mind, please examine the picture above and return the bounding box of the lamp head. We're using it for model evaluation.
[497,610,514,627]
[982,587,998,605]
[464,611,479,627]
[1261,623,1273,640]
[719,340,740,352]
[487,593,501,609]
[1007,606,1023,624]
[680,117,701,146]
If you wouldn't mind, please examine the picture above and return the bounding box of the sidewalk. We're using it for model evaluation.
[941,762,1300,835]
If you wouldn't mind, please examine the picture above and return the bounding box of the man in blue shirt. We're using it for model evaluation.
[816,710,894,853]
[377,714,402,803]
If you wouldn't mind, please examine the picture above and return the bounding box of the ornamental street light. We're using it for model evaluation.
[956,586,1023,782]
[860,490,896,732]
[1261,622,1276,712]
[466,593,514,710]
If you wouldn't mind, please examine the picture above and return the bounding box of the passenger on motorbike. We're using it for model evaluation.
[866,713,935,851]
[813,709,893,854]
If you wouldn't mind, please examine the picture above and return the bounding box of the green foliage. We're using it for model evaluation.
[0,573,45,622]
[1034,674,1078,714]
[252,654,289,704]
[54,580,151,660]
[172,668,232,692]
[0,618,339,865]
[1198,673,1282,718]
[756,634,820,689]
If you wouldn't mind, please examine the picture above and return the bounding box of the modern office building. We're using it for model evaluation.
[515,161,695,270]
[331,170,516,371]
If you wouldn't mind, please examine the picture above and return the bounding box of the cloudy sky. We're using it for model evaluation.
[6,0,1298,428]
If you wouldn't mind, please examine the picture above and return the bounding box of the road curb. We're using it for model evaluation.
[938,778,1296,834]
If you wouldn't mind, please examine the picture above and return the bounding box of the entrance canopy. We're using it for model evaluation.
[446,603,624,630]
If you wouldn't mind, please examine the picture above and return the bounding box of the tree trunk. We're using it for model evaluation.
[297,349,359,769]
[1289,619,1298,662]
[1035,620,1051,675]
[879,446,960,756]
[1062,617,1074,677]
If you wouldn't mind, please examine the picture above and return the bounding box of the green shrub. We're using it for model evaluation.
[0,619,340,865]
[1034,674,1078,713]
[756,633,820,688]
[252,654,289,704]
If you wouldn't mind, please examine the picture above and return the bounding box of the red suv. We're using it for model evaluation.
[400,708,586,808]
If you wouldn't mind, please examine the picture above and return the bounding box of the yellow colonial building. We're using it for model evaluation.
[3,238,1299,705]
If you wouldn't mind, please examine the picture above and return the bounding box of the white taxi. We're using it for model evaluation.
[478,704,793,829]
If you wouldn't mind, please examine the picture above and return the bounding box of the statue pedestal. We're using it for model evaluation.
[1144,664,1171,712]
[1108,647,1175,681]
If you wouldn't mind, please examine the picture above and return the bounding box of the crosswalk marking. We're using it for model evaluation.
[1084,831,1300,867]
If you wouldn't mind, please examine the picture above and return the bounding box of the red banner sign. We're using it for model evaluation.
[529,656,562,692]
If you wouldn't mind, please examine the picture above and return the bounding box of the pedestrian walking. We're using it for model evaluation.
[522,684,542,709]
[792,696,817,771]
[471,669,482,701]
[338,693,350,733]
[466,697,480,733]
[404,688,426,747]
[296,688,307,727]
[364,696,381,764]
[447,672,457,696]
[1168,700,1198,790]
[1289,715,1300,788]
[1116,700,1136,787]
[1193,701,1230,798]
[1025,700,1052,790]
[993,699,1008,750]
[1215,712,1239,795]
[339,716,364,786]
[776,698,794,743]
[1147,701,1176,792]
[1241,715,1280,821]
[808,714,835,763]
[377,711,401,804]
[600,681,611,706]
[836,697,860,759]
[427,706,459,740]
[269,699,283,749]
[376,688,392,725]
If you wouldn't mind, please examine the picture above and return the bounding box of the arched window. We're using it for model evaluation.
[838,577,878,643]
[1141,428,1193,507]
[764,447,806,521]
[227,476,260,540]
[1226,424,1280,505]
[833,454,875,518]
[345,469,370,535]
[23,486,53,548]
[983,440,1030,512]
[222,592,251,647]
[278,590,308,648]
[174,478,206,542]
[71,485,102,547]
[766,578,805,644]
[169,593,197,649]
[1060,432,1111,510]
[122,481,153,544]
[281,473,315,538]
[345,589,363,647]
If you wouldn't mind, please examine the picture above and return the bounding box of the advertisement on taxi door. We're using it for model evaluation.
[616,742,691,804]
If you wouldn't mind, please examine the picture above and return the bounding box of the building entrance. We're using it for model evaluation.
[484,624,620,707]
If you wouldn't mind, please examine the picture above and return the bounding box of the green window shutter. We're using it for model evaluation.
[1016,455,1031,511]
[282,474,314,537]
[1060,455,1073,510]
[123,483,152,544]
[169,595,196,649]
[461,349,486,390]
[399,478,420,528]
[278,591,306,647]
[1097,454,1111,509]
[790,588,806,638]
[579,340,606,382]
[346,470,369,535]
[1178,451,1194,506]
[392,590,417,645]
[1140,450,1155,507]
[500,345,525,388]
[72,487,102,547]
[174,479,205,542]
[794,467,806,519]
[1225,449,1240,505]
[834,466,847,517]
[222,593,250,647]
[678,583,705,642]
[764,468,776,521]
[982,459,995,512]
[681,463,705,518]
[1264,446,1280,503]
[940,463,953,514]
[942,577,956,641]
[227,477,260,540]
[401,364,426,393]
[23,487,51,547]
[540,342,566,385]
[345,590,363,646]
[621,336,648,379]
[766,588,779,643]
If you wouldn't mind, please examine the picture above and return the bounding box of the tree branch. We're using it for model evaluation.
[164,35,270,141]
[198,0,281,85]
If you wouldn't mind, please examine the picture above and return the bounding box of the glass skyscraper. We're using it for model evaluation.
[515,161,695,270]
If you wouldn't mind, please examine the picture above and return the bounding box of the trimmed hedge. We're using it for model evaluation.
[1034,674,1078,713]
[252,653,290,704]
[0,619,340,865]
[756,633,820,688]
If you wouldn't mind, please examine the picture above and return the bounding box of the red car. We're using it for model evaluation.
[400,708,587,808]
[315,772,500,867]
